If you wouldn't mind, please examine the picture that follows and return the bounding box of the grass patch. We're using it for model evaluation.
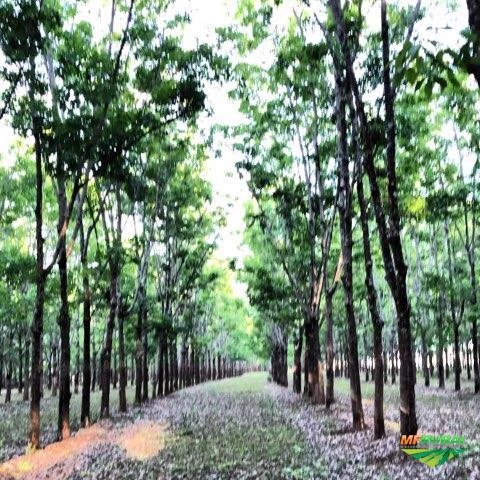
[161,392,327,479]
[205,371,268,394]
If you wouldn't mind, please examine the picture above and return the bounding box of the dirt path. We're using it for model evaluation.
[0,421,168,480]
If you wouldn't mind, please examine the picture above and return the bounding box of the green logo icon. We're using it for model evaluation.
[401,448,467,468]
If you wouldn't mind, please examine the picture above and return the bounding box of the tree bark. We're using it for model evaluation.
[118,309,127,412]
[80,226,92,425]
[18,331,23,394]
[157,332,164,397]
[325,290,335,408]
[57,167,71,441]
[23,337,30,402]
[142,306,149,402]
[421,329,430,387]
[100,266,117,418]
[304,316,323,404]
[332,27,364,428]
[135,288,144,404]
[357,162,385,438]
[293,324,303,394]
[29,111,45,450]
[380,0,417,436]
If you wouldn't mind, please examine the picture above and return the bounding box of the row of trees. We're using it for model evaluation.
[0,0,259,452]
[234,0,480,439]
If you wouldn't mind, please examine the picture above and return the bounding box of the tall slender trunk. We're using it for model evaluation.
[169,337,175,392]
[444,217,460,391]
[157,332,164,397]
[325,290,335,408]
[421,329,430,387]
[118,309,127,412]
[383,349,388,384]
[465,198,479,391]
[74,321,80,395]
[81,267,91,425]
[91,340,97,392]
[164,335,170,395]
[379,0,417,435]
[173,338,178,390]
[357,161,384,438]
[445,348,450,379]
[135,288,144,404]
[80,209,92,425]
[100,265,117,417]
[293,324,303,394]
[466,344,471,380]
[18,331,23,393]
[194,348,200,385]
[180,340,187,388]
[437,294,445,388]
[332,29,364,428]
[142,306,149,402]
[5,351,12,403]
[23,337,30,402]
[29,111,45,450]
[57,167,71,441]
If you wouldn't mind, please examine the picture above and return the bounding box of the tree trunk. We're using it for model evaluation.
[383,349,388,384]
[142,306,149,402]
[207,350,212,381]
[18,331,23,394]
[304,316,322,404]
[165,335,170,395]
[57,168,71,441]
[169,337,175,392]
[118,310,127,413]
[173,338,178,391]
[334,0,417,435]
[421,329,430,387]
[100,265,117,418]
[52,344,58,397]
[113,351,117,389]
[380,0,417,435]
[454,322,461,391]
[23,338,30,402]
[81,253,91,426]
[325,290,335,408]
[217,354,222,380]
[357,160,384,438]
[135,290,144,404]
[91,342,97,392]
[332,27,364,428]
[293,324,303,394]
[467,343,471,380]
[74,323,80,396]
[29,111,45,450]
[156,333,162,397]
[5,358,12,403]
[194,349,200,385]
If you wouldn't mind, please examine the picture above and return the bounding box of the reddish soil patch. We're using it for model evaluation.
[0,421,168,480]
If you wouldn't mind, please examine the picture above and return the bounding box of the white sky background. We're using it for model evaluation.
[0,0,473,274]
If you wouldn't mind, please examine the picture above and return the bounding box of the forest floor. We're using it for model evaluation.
[0,372,479,479]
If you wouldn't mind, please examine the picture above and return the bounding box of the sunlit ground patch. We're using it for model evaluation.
[0,424,108,479]
[117,422,169,460]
